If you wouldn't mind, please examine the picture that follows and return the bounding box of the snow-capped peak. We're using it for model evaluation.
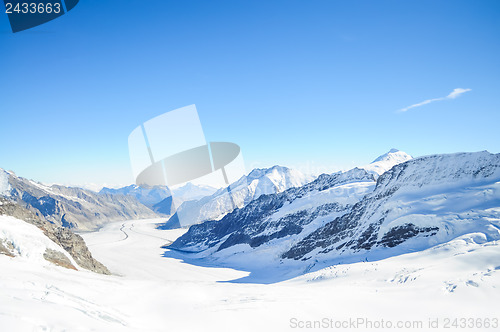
[240,165,310,195]
[247,165,289,179]
[0,168,11,196]
[363,149,413,176]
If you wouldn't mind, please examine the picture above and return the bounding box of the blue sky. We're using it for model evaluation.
[1,0,499,188]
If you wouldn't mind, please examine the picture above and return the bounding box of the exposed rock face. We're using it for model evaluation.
[43,248,77,270]
[39,222,111,274]
[0,239,15,257]
[0,196,110,274]
[0,195,42,223]
[2,169,159,231]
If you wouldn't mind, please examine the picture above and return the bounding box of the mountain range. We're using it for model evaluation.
[284,151,500,262]
[158,165,312,229]
[100,182,217,212]
[1,169,159,231]
[4,147,498,279]
[168,150,500,276]
[1,165,311,232]
[99,184,172,208]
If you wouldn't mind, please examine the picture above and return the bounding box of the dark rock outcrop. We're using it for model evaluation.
[0,239,15,257]
[0,197,110,274]
[43,248,77,270]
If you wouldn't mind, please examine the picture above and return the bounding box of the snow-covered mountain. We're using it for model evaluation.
[168,150,411,253]
[1,169,158,231]
[168,150,500,274]
[169,167,376,254]
[158,165,312,229]
[362,148,413,176]
[99,184,172,208]
[99,182,216,217]
[284,151,500,263]
[0,169,10,195]
[2,151,499,330]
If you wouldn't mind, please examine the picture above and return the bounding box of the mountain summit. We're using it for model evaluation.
[363,149,413,176]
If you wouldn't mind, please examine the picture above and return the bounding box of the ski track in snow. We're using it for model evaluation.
[1,218,500,331]
[119,223,129,241]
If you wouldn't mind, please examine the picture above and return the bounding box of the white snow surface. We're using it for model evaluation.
[0,215,77,266]
[362,148,413,176]
[1,218,499,331]
[0,168,11,196]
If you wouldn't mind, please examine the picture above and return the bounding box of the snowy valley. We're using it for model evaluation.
[1,149,499,331]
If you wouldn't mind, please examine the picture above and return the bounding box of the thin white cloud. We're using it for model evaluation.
[446,88,471,99]
[397,88,471,113]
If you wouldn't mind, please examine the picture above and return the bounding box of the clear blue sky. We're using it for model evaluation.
[1,0,499,188]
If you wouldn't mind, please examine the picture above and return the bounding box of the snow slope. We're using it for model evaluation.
[1,218,499,331]
[0,215,78,268]
[284,151,500,265]
[0,169,10,196]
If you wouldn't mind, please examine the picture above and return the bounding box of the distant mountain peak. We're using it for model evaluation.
[372,149,410,163]
[247,165,290,178]
[363,149,413,176]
